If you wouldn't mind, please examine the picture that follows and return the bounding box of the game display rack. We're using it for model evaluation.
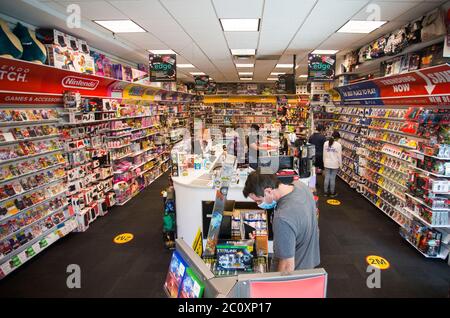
[317,103,450,259]
[0,102,75,278]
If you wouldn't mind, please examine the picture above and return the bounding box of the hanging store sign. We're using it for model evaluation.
[149,54,177,82]
[335,64,450,106]
[194,75,210,91]
[308,54,336,82]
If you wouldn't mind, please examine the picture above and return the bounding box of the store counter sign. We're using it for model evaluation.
[366,255,390,270]
[308,54,336,82]
[192,228,203,257]
[149,54,176,82]
[113,233,134,244]
[326,199,341,206]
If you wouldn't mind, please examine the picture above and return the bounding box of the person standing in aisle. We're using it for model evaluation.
[242,169,320,272]
[323,130,342,197]
[246,124,260,170]
[308,124,327,174]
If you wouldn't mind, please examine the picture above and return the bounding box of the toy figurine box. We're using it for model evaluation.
[179,268,204,298]
[164,251,187,298]
[216,243,253,272]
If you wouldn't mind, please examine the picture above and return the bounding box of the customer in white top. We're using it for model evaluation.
[323,131,342,197]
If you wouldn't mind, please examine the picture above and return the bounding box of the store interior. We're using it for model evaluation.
[0,0,449,298]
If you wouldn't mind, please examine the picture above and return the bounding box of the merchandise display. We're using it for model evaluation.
[1,0,450,299]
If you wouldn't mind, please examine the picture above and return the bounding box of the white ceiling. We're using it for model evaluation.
[0,0,448,82]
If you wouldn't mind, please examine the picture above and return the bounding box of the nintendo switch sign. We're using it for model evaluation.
[62,76,99,90]
[0,57,117,97]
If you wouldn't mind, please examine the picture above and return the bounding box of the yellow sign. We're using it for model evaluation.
[326,199,341,206]
[366,255,390,270]
[113,233,134,244]
[192,228,203,257]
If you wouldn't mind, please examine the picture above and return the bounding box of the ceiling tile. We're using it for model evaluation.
[351,0,421,21]
[212,0,264,18]
[288,0,370,51]
[225,32,259,49]
[64,0,128,21]
[257,0,317,56]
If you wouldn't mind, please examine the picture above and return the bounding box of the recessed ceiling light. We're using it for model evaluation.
[238,72,253,75]
[338,20,387,34]
[267,78,278,81]
[270,72,285,75]
[190,72,206,76]
[94,20,146,33]
[311,49,339,55]
[177,64,195,68]
[220,19,260,31]
[298,75,308,78]
[236,63,254,68]
[231,49,256,55]
[149,49,177,55]
[240,78,253,81]
[275,64,294,68]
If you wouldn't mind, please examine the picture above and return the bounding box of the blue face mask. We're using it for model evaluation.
[258,194,277,210]
[258,201,277,210]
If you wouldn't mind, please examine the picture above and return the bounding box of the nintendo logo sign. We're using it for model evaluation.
[62,76,99,90]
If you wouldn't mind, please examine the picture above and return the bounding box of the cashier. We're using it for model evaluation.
[242,169,320,272]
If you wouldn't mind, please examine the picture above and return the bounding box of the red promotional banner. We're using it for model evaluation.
[0,57,120,97]
[336,64,450,107]
[373,64,450,99]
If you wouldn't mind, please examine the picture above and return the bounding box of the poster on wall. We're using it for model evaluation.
[308,54,336,82]
[149,54,177,82]
[194,75,210,91]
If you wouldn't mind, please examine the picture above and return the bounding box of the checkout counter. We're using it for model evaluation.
[166,139,325,298]
[170,139,316,254]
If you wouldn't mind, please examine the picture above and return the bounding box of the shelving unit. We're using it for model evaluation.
[331,65,450,260]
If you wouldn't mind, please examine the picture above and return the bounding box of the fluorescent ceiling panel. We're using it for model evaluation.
[236,63,254,68]
[238,72,253,75]
[338,20,387,34]
[230,49,256,55]
[275,64,294,68]
[177,64,195,68]
[94,20,146,33]
[220,19,260,31]
[267,78,278,81]
[148,49,176,54]
[190,72,206,75]
[298,75,308,78]
[311,49,339,54]
[270,72,285,75]
[240,78,253,80]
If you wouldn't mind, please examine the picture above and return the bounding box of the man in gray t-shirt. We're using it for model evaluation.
[243,170,320,272]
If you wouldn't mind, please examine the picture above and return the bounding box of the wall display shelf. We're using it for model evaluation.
[0,217,78,279]
[330,67,450,260]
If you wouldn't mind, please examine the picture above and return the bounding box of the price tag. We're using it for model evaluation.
[18,251,27,263]
[32,242,42,254]
[0,262,12,276]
